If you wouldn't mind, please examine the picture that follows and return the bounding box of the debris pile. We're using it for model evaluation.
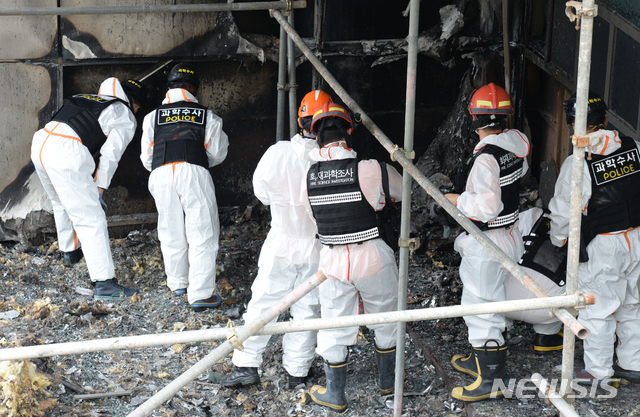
[0,205,638,416]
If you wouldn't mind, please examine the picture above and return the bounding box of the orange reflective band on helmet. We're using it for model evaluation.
[310,102,353,134]
[468,83,514,116]
[298,90,333,118]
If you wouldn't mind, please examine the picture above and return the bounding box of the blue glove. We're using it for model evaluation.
[99,193,107,212]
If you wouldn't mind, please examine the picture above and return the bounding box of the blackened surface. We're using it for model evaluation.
[590,16,610,99]
[60,12,241,60]
[611,28,640,128]
[550,0,576,78]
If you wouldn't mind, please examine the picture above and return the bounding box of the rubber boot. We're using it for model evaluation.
[533,332,564,354]
[63,248,84,265]
[451,350,478,378]
[310,360,348,413]
[375,344,396,394]
[451,340,507,402]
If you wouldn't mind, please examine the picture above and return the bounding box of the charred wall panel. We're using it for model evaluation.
[0,63,56,193]
[60,0,259,59]
[0,0,58,60]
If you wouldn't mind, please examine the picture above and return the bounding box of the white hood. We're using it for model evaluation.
[474,129,530,158]
[98,77,130,105]
[291,134,318,162]
[583,129,622,156]
[162,88,199,105]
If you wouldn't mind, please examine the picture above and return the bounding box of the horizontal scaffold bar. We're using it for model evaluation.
[0,292,593,362]
[0,1,306,16]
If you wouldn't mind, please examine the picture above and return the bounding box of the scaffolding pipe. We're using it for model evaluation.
[276,24,288,141]
[126,271,327,417]
[502,0,511,96]
[0,292,593,362]
[270,9,584,336]
[561,0,596,405]
[531,373,582,417]
[287,12,298,138]
[394,0,420,414]
[0,1,307,16]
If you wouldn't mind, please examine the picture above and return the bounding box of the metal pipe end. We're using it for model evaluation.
[576,328,589,340]
[584,293,595,305]
[315,270,327,282]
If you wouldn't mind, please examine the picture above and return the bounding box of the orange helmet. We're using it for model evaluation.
[468,83,514,116]
[298,90,333,118]
[310,103,353,135]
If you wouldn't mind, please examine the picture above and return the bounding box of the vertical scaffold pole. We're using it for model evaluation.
[394,0,420,415]
[560,1,597,412]
[276,23,288,141]
[288,12,298,138]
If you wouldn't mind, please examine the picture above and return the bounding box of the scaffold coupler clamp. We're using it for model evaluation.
[270,0,292,17]
[226,320,244,351]
[390,144,415,162]
[574,291,589,311]
[571,132,603,160]
[399,237,420,258]
[565,1,598,30]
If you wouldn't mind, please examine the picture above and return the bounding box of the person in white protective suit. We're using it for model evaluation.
[300,103,403,414]
[549,91,640,385]
[31,77,145,300]
[505,207,564,351]
[219,90,332,390]
[140,63,229,311]
[444,83,530,402]
[452,206,565,385]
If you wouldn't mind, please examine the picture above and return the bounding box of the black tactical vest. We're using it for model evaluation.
[457,144,524,230]
[582,135,640,245]
[50,94,129,155]
[307,158,380,246]
[518,210,567,287]
[152,102,209,170]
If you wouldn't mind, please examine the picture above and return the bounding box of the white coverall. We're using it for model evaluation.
[140,88,229,304]
[454,129,530,347]
[504,208,563,335]
[302,145,403,364]
[232,134,322,377]
[31,77,136,281]
[549,129,640,379]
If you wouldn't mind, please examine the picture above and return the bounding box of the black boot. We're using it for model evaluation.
[94,279,138,300]
[288,373,308,390]
[451,350,478,378]
[533,332,563,354]
[310,360,348,413]
[220,367,260,387]
[451,340,507,402]
[375,344,396,394]
[63,248,84,265]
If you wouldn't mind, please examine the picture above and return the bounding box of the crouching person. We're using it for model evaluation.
[301,103,403,413]
[444,83,530,402]
[505,207,565,353]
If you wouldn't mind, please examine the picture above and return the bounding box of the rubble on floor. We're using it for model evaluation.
[0,205,638,416]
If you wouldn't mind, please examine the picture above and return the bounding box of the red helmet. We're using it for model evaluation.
[310,103,353,135]
[468,83,514,116]
[298,90,333,118]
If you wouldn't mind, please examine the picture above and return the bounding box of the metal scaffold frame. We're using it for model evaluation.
[0,2,598,417]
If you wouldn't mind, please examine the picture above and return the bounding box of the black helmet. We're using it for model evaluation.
[563,91,608,127]
[167,63,199,89]
[121,79,146,107]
